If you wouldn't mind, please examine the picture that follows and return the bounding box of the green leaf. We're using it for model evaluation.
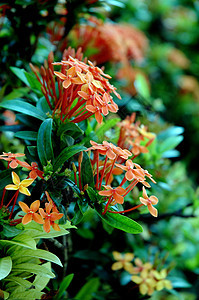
[11,249,62,267]
[14,131,37,141]
[81,152,94,188]
[95,118,121,142]
[24,72,42,94]
[7,286,43,300]
[10,67,30,86]
[0,256,12,280]
[3,87,29,101]
[158,136,183,154]
[95,205,143,234]
[57,122,84,140]
[0,290,9,299]
[158,126,184,140]
[86,186,100,203]
[0,100,46,121]
[55,274,74,300]
[36,96,52,114]
[169,276,192,288]
[37,118,54,166]
[5,276,32,289]
[33,262,51,291]
[53,145,86,172]
[12,263,55,278]
[0,169,12,190]
[75,278,100,300]
[1,235,36,250]
[134,73,150,99]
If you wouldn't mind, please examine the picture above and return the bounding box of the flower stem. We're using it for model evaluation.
[108,203,143,214]
[9,190,19,219]
[98,156,108,190]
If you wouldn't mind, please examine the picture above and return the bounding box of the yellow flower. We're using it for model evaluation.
[152,269,172,291]
[131,269,156,296]
[5,172,34,196]
[112,251,134,273]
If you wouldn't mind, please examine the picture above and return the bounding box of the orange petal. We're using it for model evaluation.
[106,149,116,160]
[95,111,103,124]
[67,66,76,77]
[43,219,51,233]
[17,161,31,169]
[63,79,71,89]
[148,204,158,217]
[30,200,40,212]
[33,213,44,224]
[54,71,67,80]
[39,208,46,218]
[115,187,126,195]
[29,170,37,179]
[50,212,63,221]
[142,186,148,199]
[125,170,134,181]
[52,223,61,231]
[18,201,30,213]
[22,213,33,225]
[12,172,20,185]
[98,190,112,197]
[113,192,124,204]
[139,197,148,206]
[150,196,158,205]
[10,160,19,169]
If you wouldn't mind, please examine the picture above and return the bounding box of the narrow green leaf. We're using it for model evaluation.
[10,67,29,86]
[95,205,143,234]
[33,262,51,291]
[81,152,94,188]
[0,100,46,121]
[75,278,100,300]
[12,263,55,278]
[24,72,42,93]
[53,145,86,172]
[55,274,74,300]
[11,249,62,267]
[37,118,54,166]
[1,234,36,250]
[0,256,12,280]
[36,96,52,114]
[5,276,32,288]
[14,131,37,141]
[158,136,183,154]
[3,87,29,101]
[8,287,43,300]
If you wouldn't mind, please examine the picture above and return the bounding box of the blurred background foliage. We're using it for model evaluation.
[0,0,199,299]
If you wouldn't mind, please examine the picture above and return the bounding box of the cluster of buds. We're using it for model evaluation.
[30,47,120,124]
[112,251,172,296]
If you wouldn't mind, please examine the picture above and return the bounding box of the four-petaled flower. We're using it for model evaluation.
[99,185,126,204]
[112,251,134,273]
[19,200,44,225]
[39,202,64,233]
[151,269,172,291]
[0,152,28,169]
[5,172,34,196]
[131,269,157,296]
[116,159,145,181]
[139,186,158,217]
[25,162,44,179]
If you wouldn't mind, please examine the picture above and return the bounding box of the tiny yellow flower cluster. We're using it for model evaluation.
[112,251,172,296]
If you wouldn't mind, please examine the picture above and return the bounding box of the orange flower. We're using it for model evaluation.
[5,172,34,196]
[19,200,44,225]
[45,191,59,213]
[139,187,158,217]
[25,162,44,179]
[99,185,126,204]
[0,152,28,169]
[116,160,145,181]
[39,202,63,233]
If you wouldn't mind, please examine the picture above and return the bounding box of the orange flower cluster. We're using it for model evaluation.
[117,113,156,158]
[85,140,158,216]
[19,192,63,233]
[30,47,120,124]
[112,251,172,296]
[70,17,148,65]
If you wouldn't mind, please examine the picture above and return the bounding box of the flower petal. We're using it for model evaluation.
[50,212,63,221]
[21,178,34,187]
[33,213,44,224]
[30,200,40,212]
[5,184,18,190]
[111,262,123,271]
[149,195,158,205]
[98,190,112,197]
[148,204,158,217]
[22,213,33,225]
[18,201,30,213]
[12,172,20,185]
[19,186,31,196]
[43,219,51,233]
[113,192,124,204]
[10,160,18,169]
[112,251,123,261]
